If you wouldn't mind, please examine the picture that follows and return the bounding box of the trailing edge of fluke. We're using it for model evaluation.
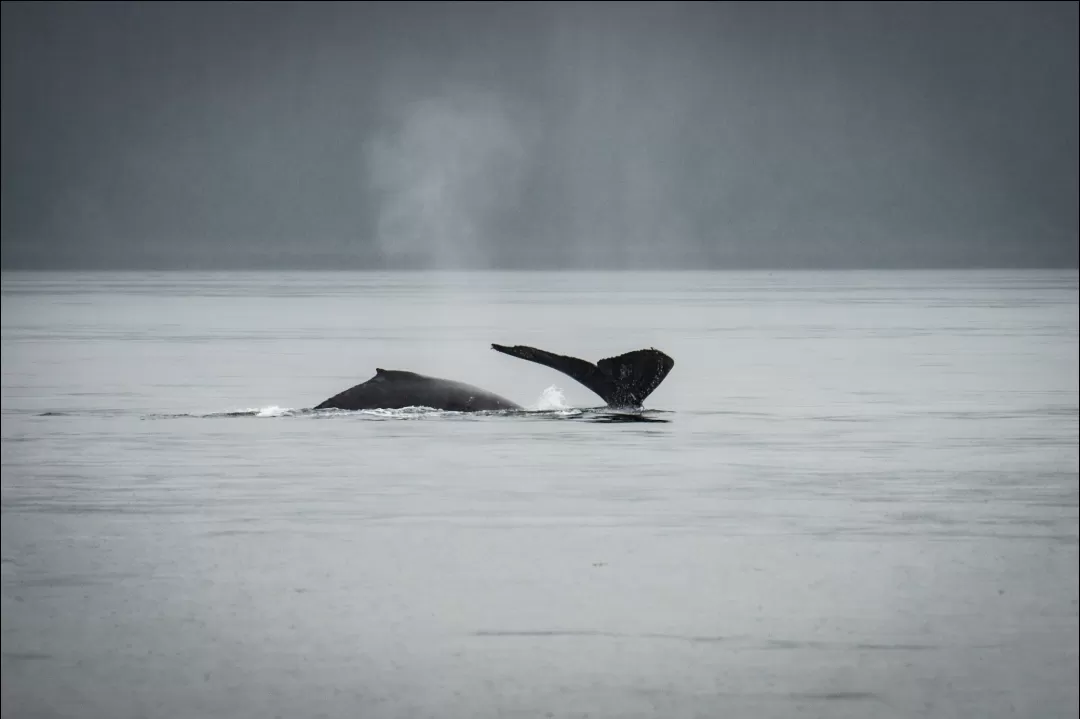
[313,344,675,412]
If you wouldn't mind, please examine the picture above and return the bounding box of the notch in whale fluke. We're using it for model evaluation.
[491,344,674,408]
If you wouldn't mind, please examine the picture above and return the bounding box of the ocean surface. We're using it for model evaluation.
[2,269,1077,719]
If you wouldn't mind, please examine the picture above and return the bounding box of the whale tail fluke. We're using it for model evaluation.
[491,344,674,408]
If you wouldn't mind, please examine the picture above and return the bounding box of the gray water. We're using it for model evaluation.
[2,269,1077,719]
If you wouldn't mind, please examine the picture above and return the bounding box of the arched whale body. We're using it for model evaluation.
[313,344,674,412]
[314,369,521,412]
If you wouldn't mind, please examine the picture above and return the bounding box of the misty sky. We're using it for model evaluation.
[2,1,1077,270]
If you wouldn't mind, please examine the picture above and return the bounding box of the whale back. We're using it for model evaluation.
[314,369,521,412]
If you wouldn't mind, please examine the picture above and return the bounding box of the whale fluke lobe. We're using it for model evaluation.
[491,344,674,408]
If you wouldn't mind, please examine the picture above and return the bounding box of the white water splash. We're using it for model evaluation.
[354,406,448,419]
[531,385,570,411]
[255,406,289,418]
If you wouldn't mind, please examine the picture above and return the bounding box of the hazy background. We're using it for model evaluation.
[2,0,1077,270]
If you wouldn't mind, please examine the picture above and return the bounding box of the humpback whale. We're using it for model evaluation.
[313,344,674,412]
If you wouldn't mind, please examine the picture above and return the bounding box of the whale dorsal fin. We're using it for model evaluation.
[374,368,427,381]
[491,344,673,408]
